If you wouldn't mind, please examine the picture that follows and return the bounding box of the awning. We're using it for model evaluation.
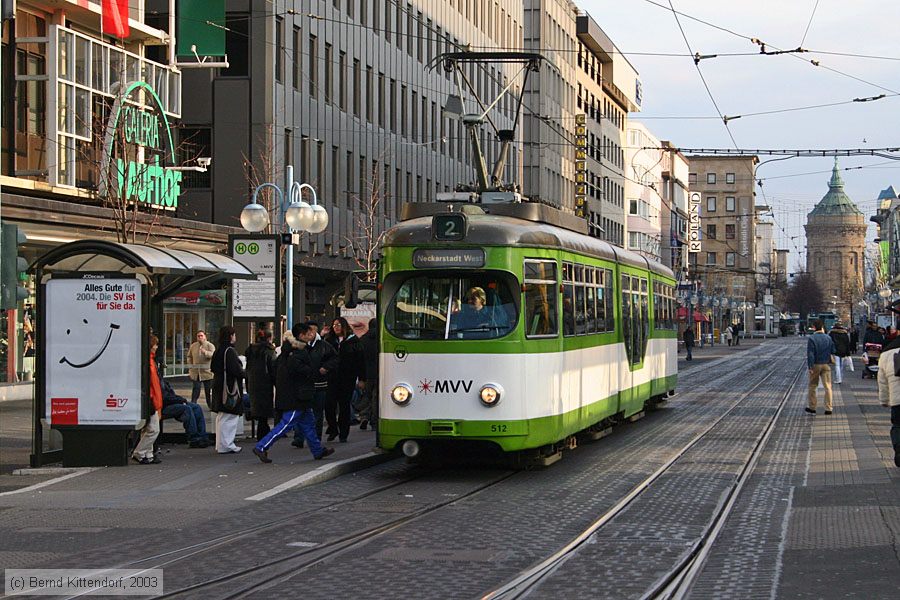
[30,240,255,300]
[676,307,710,322]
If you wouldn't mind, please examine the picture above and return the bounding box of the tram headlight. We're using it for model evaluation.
[479,383,503,407]
[391,383,413,406]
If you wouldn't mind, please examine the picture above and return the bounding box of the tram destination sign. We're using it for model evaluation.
[230,235,280,320]
[413,248,485,269]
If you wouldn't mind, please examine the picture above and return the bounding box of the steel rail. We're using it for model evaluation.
[158,470,517,599]
[644,363,805,600]
[59,465,425,600]
[482,345,798,599]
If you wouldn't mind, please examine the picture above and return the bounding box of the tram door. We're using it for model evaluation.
[619,274,649,415]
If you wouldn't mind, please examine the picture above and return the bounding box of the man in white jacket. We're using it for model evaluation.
[876,342,900,467]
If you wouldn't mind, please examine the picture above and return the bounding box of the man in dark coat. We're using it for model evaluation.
[245,329,275,440]
[293,321,339,448]
[683,327,695,361]
[252,323,334,463]
[357,318,379,431]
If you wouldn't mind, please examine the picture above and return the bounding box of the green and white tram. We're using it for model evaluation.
[377,201,678,464]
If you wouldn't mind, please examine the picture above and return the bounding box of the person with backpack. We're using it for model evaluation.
[829,322,852,384]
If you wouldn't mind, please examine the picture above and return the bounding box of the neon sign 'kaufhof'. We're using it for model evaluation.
[99,81,181,208]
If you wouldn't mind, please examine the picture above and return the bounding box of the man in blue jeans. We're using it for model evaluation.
[254,323,335,463]
[292,321,337,448]
[160,379,210,447]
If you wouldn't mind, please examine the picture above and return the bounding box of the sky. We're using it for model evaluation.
[581,0,900,271]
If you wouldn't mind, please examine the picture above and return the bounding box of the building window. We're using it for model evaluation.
[689,173,697,184]
[411,90,418,140]
[706,196,716,212]
[707,252,717,265]
[726,252,736,267]
[400,85,407,135]
[275,17,283,83]
[725,224,735,239]
[390,79,397,132]
[726,196,735,211]
[706,224,716,240]
[352,58,361,117]
[221,13,249,77]
[339,51,347,110]
[707,173,716,184]
[365,66,374,122]
[292,26,300,90]
[726,172,735,184]
[308,35,318,98]
[378,73,386,128]
[324,44,333,103]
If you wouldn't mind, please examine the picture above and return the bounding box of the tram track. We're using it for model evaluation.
[159,342,790,600]
[481,349,804,599]
[63,340,793,600]
[156,469,517,599]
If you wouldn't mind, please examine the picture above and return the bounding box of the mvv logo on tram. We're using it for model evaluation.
[419,379,474,394]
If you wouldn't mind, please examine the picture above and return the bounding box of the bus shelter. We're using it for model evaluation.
[29,240,255,467]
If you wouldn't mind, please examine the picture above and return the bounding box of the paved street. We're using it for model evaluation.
[0,338,898,598]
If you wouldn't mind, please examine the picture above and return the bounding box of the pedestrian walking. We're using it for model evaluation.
[211,326,245,454]
[253,323,335,463]
[733,321,742,346]
[877,336,900,467]
[683,327,695,361]
[132,335,163,464]
[187,330,215,405]
[849,325,859,353]
[245,328,276,440]
[325,317,366,443]
[864,321,885,346]
[725,324,734,347]
[358,318,379,431]
[293,321,338,448]
[829,322,851,384]
[807,319,837,415]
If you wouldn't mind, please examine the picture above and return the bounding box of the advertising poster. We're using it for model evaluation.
[44,277,143,426]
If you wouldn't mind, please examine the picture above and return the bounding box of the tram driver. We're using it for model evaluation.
[450,286,510,339]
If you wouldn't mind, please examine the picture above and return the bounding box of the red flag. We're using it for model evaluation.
[102,0,130,39]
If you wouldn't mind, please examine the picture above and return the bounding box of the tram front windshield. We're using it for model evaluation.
[384,272,518,340]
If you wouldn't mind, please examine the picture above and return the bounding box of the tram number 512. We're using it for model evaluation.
[432,214,467,241]
[490,424,508,433]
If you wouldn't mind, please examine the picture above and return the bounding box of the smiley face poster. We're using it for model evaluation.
[44,277,143,426]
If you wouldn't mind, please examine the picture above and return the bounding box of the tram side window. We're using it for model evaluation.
[574,267,586,335]
[562,262,575,336]
[523,260,558,338]
[640,278,650,358]
[604,268,615,332]
[621,275,633,359]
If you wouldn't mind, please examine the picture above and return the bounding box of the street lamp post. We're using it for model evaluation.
[240,167,328,328]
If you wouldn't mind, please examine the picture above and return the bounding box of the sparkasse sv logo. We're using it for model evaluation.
[105,394,129,409]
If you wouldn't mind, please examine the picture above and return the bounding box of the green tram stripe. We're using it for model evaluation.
[379,374,678,453]
[380,244,677,355]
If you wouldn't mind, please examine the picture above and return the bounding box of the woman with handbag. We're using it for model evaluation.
[211,326,246,454]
